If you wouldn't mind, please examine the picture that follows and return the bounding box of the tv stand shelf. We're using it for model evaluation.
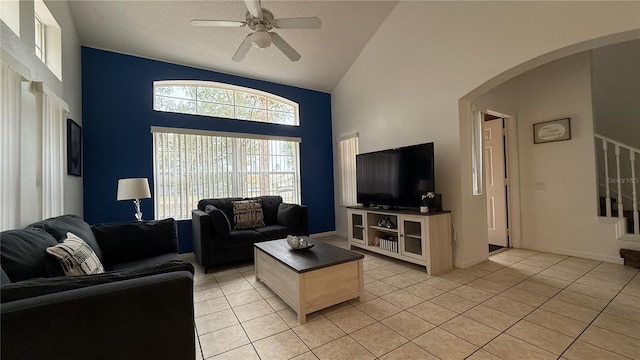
[347,207,452,275]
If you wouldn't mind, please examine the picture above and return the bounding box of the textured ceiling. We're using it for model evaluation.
[68,0,398,93]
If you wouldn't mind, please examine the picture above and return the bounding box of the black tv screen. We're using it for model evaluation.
[356,142,434,208]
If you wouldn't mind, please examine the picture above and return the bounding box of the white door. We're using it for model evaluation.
[484,119,508,247]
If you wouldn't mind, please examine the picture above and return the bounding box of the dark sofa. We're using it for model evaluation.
[0,215,195,360]
[192,195,308,271]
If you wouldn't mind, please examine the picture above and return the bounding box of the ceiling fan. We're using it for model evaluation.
[191,0,322,62]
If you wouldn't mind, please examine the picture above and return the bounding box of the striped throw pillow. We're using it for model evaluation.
[232,200,265,230]
[46,232,105,276]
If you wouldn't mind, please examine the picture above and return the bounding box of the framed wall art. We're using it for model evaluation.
[533,118,571,144]
[67,119,82,176]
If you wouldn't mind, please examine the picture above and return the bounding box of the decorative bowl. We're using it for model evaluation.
[287,235,313,250]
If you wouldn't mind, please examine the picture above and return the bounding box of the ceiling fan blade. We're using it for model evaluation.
[274,17,322,29]
[191,20,246,27]
[243,0,263,20]
[270,33,301,61]
[232,34,253,62]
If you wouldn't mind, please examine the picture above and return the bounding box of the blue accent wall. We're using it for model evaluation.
[81,47,335,253]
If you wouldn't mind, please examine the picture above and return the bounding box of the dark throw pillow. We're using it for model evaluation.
[28,214,103,262]
[232,199,265,230]
[277,203,302,229]
[0,228,58,282]
[257,196,283,225]
[204,205,231,236]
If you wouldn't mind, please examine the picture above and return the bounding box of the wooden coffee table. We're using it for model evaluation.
[254,238,364,324]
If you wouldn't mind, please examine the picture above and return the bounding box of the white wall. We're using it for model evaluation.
[476,53,626,262]
[332,1,640,267]
[1,0,83,225]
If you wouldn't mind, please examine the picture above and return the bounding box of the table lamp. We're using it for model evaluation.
[117,178,151,221]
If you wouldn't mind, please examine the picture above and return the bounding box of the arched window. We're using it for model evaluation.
[153,80,299,126]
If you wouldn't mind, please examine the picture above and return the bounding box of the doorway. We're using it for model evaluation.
[484,114,509,253]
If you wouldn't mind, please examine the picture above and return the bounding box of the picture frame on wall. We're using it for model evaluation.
[67,119,82,176]
[533,118,571,144]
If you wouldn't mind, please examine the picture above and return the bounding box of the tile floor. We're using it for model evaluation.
[184,236,640,360]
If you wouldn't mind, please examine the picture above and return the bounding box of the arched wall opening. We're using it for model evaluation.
[457,29,640,266]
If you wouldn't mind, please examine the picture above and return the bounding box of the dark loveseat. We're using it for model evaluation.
[192,195,308,271]
[0,215,195,360]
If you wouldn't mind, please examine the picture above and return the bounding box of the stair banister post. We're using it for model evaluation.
[631,150,639,235]
[603,140,612,217]
[615,144,624,218]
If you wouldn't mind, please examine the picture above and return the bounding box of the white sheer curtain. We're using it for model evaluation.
[339,134,359,206]
[34,82,68,218]
[1,62,22,230]
[151,126,302,220]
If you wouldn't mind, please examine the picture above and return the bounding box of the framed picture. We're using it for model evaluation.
[67,119,82,176]
[533,118,571,144]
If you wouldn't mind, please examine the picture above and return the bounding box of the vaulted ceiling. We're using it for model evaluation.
[68,1,398,93]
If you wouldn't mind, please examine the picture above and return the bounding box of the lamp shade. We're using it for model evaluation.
[117,178,151,201]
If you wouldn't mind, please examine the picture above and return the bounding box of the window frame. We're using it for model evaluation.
[153,80,300,126]
[34,13,45,62]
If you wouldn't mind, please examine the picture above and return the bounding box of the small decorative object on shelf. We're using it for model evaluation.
[372,236,380,246]
[423,192,441,212]
[377,216,394,229]
[420,194,430,213]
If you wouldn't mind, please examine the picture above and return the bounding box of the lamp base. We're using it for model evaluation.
[133,199,143,221]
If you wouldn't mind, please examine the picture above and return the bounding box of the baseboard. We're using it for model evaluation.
[524,245,623,264]
[310,230,338,238]
[455,254,489,269]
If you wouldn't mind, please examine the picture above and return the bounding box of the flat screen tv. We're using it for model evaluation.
[356,142,434,208]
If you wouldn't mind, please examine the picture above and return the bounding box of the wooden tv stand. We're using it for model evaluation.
[347,206,452,275]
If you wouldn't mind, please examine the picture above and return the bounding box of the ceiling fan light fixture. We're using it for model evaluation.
[251,30,271,48]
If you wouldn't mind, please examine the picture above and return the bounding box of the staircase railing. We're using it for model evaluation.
[595,134,639,235]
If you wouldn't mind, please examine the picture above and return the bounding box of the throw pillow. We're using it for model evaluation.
[28,214,103,261]
[204,205,231,236]
[257,196,283,225]
[277,203,302,229]
[46,232,105,276]
[0,228,58,282]
[232,199,265,230]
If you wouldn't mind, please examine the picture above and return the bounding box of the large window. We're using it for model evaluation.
[154,81,299,126]
[152,127,301,220]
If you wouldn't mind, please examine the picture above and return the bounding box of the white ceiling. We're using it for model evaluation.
[68,0,398,93]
